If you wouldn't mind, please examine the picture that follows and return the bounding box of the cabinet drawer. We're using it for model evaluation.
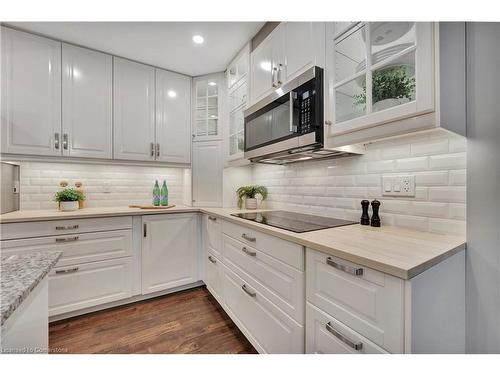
[222,220,303,270]
[221,263,304,354]
[1,230,132,267]
[204,250,223,305]
[48,257,133,316]
[206,214,222,257]
[306,302,388,354]
[306,248,404,353]
[1,216,132,240]
[222,234,304,323]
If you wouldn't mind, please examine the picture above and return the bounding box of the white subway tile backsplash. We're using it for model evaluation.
[19,162,188,210]
[252,131,466,235]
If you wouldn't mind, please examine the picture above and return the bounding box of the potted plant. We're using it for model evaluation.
[236,185,268,210]
[354,65,415,111]
[54,188,85,211]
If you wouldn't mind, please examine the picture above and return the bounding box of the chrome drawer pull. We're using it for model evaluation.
[326,257,363,276]
[208,255,217,264]
[241,284,256,297]
[241,233,256,242]
[325,322,363,351]
[242,247,256,257]
[55,267,79,275]
[55,224,79,230]
[208,216,217,221]
[55,236,79,243]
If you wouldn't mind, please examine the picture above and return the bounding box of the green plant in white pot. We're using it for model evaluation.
[236,185,268,210]
[54,188,85,211]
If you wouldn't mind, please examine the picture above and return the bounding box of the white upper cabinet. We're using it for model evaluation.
[192,140,223,207]
[326,22,435,144]
[156,69,191,163]
[62,44,112,159]
[250,23,325,105]
[113,57,156,161]
[193,73,224,141]
[1,27,61,156]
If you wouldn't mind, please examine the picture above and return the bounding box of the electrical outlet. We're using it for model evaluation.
[382,175,415,197]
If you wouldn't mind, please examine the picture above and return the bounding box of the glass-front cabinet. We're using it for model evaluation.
[193,73,223,141]
[326,22,435,138]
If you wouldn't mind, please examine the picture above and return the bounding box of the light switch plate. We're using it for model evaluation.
[382,175,415,197]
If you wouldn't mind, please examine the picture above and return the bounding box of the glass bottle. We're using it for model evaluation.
[153,180,161,206]
[161,181,169,206]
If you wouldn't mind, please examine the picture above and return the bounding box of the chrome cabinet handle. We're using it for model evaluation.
[241,284,256,297]
[54,133,60,149]
[277,63,283,85]
[208,255,217,264]
[325,120,333,126]
[241,233,256,242]
[143,223,147,238]
[326,257,363,276]
[242,247,256,257]
[151,142,155,157]
[55,224,79,230]
[55,267,79,275]
[155,143,160,158]
[55,236,79,243]
[208,216,217,221]
[62,133,68,150]
[272,66,278,87]
[325,322,363,351]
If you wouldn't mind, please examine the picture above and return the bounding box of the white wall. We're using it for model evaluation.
[251,130,466,235]
[19,162,188,210]
[465,22,500,354]
[223,165,253,208]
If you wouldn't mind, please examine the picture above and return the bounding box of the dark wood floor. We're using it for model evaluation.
[49,286,257,354]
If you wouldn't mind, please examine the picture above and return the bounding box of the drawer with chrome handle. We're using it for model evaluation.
[241,233,256,242]
[241,283,256,298]
[325,322,363,351]
[55,236,79,243]
[326,257,363,276]
[208,255,217,264]
[55,267,79,275]
[56,224,79,231]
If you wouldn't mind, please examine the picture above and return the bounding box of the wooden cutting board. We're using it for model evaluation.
[129,204,176,209]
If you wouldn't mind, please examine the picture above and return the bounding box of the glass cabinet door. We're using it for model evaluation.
[195,78,219,139]
[329,22,432,135]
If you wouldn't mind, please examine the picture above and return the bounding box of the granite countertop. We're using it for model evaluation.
[0,206,466,280]
[1,251,62,325]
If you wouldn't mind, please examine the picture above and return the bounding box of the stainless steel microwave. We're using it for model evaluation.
[243,67,363,164]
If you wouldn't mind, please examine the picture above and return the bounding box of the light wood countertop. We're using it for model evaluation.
[0,206,466,280]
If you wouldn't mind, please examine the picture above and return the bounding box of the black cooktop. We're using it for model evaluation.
[231,211,357,233]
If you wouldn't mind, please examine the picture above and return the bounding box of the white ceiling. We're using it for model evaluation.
[5,22,264,76]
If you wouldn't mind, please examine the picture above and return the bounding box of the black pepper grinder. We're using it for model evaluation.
[371,200,381,227]
[360,200,370,225]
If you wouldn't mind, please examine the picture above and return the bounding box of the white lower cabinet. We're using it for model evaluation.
[222,263,304,354]
[141,213,200,294]
[306,302,388,354]
[49,257,133,316]
[204,250,223,305]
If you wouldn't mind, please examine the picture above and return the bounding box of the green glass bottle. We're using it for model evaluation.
[153,180,161,206]
[161,180,169,206]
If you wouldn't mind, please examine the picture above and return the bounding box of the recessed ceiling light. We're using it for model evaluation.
[167,90,177,98]
[192,35,204,44]
[208,81,217,86]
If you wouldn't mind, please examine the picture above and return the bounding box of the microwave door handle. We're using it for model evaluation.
[290,91,298,133]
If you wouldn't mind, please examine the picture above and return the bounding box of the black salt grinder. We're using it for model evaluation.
[360,200,370,225]
[371,200,381,227]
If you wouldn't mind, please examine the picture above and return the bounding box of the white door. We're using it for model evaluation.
[62,44,112,159]
[155,69,191,163]
[192,141,223,207]
[1,27,61,156]
[141,213,199,294]
[113,57,155,161]
[284,22,325,81]
[250,25,284,105]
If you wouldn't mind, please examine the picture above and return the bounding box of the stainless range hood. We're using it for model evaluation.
[243,67,364,165]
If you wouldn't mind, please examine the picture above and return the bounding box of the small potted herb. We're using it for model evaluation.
[236,185,268,210]
[54,188,85,211]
